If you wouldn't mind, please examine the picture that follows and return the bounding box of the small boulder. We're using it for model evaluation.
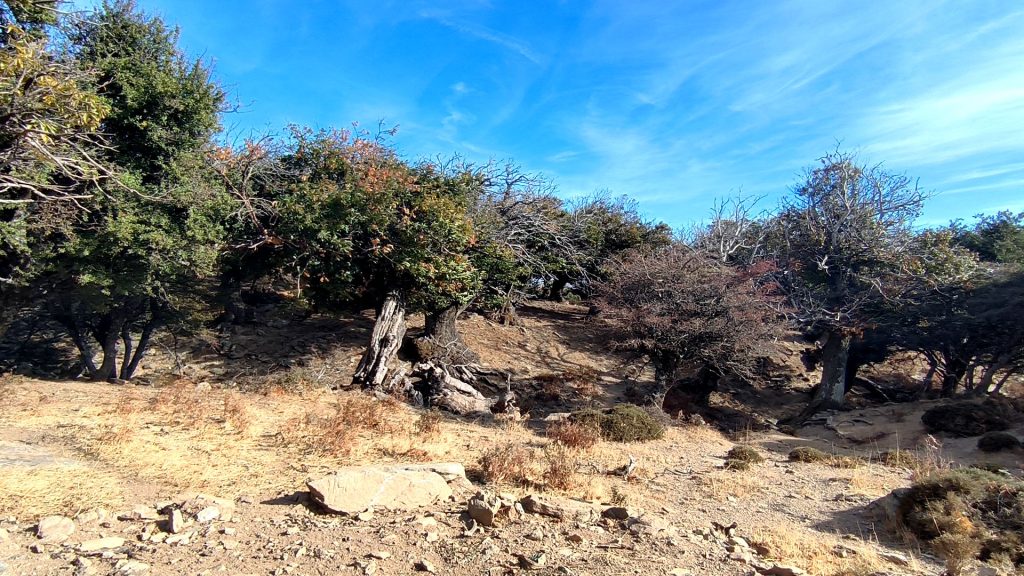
[467,491,502,527]
[115,560,150,575]
[601,506,632,520]
[195,506,220,523]
[37,516,75,542]
[168,509,184,534]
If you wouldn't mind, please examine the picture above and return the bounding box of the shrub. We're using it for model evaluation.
[921,401,1012,437]
[542,445,578,490]
[787,446,865,468]
[414,409,443,438]
[479,443,534,486]
[725,445,764,470]
[977,431,1021,453]
[877,450,922,469]
[897,469,1024,569]
[789,446,830,463]
[546,420,600,450]
[571,404,664,442]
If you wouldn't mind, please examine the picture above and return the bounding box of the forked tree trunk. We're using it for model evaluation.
[415,304,479,365]
[808,330,851,413]
[353,292,407,390]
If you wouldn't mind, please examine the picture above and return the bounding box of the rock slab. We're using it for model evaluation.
[37,516,75,542]
[308,464,461,514]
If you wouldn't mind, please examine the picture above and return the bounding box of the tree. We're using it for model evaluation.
[952,211,1024,267]
[772,150,928,416]
[596,244,782,408]
[31,0,226,381]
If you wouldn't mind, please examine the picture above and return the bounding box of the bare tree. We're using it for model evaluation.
[596,244,783,408]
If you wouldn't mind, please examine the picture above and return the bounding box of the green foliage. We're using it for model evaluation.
[0,26,111,285]
[20,0,228,380]
[953,211,1024,266]
[73,0,224,183]
[571,404,665,442]
[725,445,764,470]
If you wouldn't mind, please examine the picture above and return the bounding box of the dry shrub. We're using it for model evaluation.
[151,379,214,428]
[282,393,400,456]
[479,442,535,486]
[877,449,922,469]
[725,445,764,470]
[933,532,981,576]
[414,409,443,438]
[897,468,1024,570]
[789,446,830,463]
[221,391,252,434]
[546,419,600,450]
[787,446,864,469]
[571,404,664,442]
[542,444,579,490]
[921,400,1013,437]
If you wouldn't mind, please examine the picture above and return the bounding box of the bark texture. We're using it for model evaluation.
[353,292,407,390]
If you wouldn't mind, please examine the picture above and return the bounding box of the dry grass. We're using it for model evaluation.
[0,464,125,519]
[280,392,404,456]
[748,526,906,576]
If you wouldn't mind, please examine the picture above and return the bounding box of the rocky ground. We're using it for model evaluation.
[0,303,1020,575]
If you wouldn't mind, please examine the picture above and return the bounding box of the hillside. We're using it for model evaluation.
[2,303,1021,576]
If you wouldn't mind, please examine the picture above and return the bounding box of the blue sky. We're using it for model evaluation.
[93,0,1024,228]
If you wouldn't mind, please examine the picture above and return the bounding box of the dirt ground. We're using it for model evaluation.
[0,302,1020,576]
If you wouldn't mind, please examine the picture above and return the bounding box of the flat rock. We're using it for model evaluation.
[308,464,457,514]
[79,536,125,552]
[115,560,150,575]
[758,565,807,576]
[195,506,220,523]
[37,516,75,542]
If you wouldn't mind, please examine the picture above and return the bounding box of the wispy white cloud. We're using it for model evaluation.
[417,10,546,65]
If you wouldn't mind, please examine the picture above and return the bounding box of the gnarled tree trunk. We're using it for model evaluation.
[414,304,479,365]
[353,292,407,391]
[808,330,851,413]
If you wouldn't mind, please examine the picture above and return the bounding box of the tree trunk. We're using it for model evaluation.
[647,355,678,407]
[352,292,407,390]
[974,355,1010,396]
[548,276,568,302]
[415,304,479,365]
[940,355,967,397]
[417,362,495,415]
[59,316,100,379]
[120,316,158,381]
[809,330,851,413]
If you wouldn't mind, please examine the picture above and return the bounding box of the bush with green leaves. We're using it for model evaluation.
[571,404,664,443]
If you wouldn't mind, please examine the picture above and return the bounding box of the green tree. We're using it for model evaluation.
[33,0,226,380]
[953,211,1024,267]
